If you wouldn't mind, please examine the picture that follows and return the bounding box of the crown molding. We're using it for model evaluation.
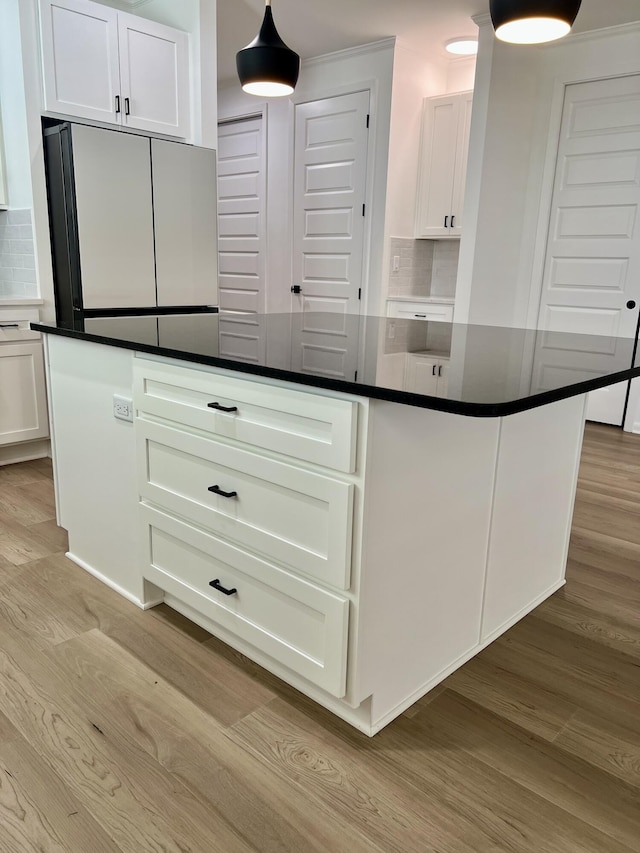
[304,37,397,69]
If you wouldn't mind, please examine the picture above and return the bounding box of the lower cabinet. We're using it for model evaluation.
[134,359,357,700]
[141,504,349,697]
[47,341,584,736]
[405,352,449,398]
[0,320,49,447]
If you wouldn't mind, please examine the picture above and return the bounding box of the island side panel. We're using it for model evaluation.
[45,335,155,606]
[481,393,587,642]
[355,400,500,727]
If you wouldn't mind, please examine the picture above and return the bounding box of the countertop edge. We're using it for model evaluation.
[32,322,640,419]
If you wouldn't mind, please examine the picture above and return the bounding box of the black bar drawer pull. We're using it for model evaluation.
[208,484,237,499]
[209,579,237,596]
[0,323,20,328]
[207,401,238,413]
[207,403,238,412]
[414,313,426,318]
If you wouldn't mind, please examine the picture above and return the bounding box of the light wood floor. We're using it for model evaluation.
[0,423,639,852]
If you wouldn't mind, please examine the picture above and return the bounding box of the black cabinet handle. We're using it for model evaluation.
[124,97,130,115]
[432,364,437,376]
[291,285,302,294]
[414,313,427,318]
[207,401,238,413]
[209,579,237,596]
[0,323,19,328]
[444,215,449,228]
[627,300,636,309]
[208,484,237,499]
[438,365,443,377]
[451,215,455,228]
[115,95,120,114]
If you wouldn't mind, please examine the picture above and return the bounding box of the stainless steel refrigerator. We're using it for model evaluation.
[43,120,218,326]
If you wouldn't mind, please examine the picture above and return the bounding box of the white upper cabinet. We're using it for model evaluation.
[415,91,473,239]
[39,0,190,139]
[117,13,190,138]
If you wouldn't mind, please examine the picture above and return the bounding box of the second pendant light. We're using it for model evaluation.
[490,0,582,44]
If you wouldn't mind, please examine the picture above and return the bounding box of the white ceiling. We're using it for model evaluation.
[217,0,640,85]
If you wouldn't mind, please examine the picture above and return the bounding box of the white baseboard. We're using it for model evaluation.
[65,551,164,610]
[0,439,51,466]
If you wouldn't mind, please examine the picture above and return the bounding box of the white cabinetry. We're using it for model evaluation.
[134,359,357,698]
[405,353,449,398]
[387,300,454,322]
[415,91,473,239]
[45,335,587,735]
[39,0,190,138]
[0,314,48,449]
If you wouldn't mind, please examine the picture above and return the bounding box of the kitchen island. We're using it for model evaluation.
[33,312,640,734]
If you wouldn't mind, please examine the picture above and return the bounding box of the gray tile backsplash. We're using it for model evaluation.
[388,237,459,300]
[0,209,37,299]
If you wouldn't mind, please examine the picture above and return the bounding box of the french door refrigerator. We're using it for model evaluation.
[43,120,218,326]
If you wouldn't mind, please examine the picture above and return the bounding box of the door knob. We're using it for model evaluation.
[291,285,302,294]
[626,300,636,309]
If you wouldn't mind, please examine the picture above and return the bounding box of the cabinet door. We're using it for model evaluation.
[118,13,190,138]
[0,343,49,445]
[405,355,439,396]
[436,359,450,398]
[39,0,121,124]
[415,92,472,239]
[152,140,217,307]
[449,92,473,238]
[71,124,156,309]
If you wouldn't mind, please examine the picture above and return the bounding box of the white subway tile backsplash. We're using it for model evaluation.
[6,209,32,225]
[388,236,459,300]
[0,210,37,298]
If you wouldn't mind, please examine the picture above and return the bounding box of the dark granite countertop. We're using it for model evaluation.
[32,311,640,417]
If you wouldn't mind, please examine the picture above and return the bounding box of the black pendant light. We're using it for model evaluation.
[236,0,300,97]
[490,0,582,44]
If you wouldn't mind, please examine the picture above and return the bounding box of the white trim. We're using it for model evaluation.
[66,551,164,610]
[303,37,396,70]
[0,439,50,466]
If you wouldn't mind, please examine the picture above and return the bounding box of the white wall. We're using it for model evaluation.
[456,20,640,329]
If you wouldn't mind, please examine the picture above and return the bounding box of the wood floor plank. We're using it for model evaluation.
[442,655,579,740]
[410,690,640,852]
[0,620,256,853]
[50,628,383,853]
[0,737,123,853]
[230,699,489,853]
[555,708,640,790]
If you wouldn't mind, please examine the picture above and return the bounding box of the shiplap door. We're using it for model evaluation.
[291,91,370,380]
[536,74,640,425]
[217,116,266,364]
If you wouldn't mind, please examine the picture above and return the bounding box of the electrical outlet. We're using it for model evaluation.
[113,395,133,422]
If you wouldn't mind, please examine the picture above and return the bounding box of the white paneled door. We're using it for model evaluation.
[536,74,640,425]
[217,116,266,364]
[291,91,370,380]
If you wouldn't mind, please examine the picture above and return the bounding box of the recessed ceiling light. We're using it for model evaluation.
[445,38,479,56]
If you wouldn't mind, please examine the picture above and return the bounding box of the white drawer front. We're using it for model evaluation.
[134,360,357,473]
[138,419,354,589]
[387,301,454,322]
[141,505,349,697]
